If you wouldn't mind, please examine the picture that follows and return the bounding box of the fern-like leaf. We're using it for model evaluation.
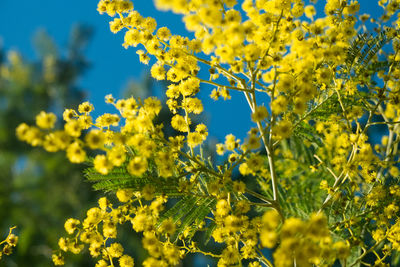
[171,196,216,242]
[84,164,184,197]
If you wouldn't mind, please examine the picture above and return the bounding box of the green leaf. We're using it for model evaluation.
[157,196,198,227]
[172,197,216,242]
[204,220,217,245]
[346,28,398,73]
[84,164,183,197]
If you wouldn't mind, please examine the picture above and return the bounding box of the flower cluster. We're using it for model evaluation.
[260,210,349,267]
[52,189,180,266]
[0,227,18,261]
[16,0,400,266]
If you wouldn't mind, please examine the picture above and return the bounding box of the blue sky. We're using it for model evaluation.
[0,1,385,142]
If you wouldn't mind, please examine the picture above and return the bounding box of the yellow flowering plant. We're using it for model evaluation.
[0,227,18,260]
[16,0,400,266]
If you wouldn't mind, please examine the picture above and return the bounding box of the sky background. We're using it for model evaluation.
[0,0,385,142]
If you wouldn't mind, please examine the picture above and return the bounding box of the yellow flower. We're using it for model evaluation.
[52,254,65,266]
[94,154,113,175]
[43,133,60,152]
[182,97,203,114]
[127,156,148,176]
[143,97,162,116]
[273,120,292,139]
[78,101,94,114]
[16,123,30,141]
[63,109,76,121]
[271,95,288,115]
[58,237,69,252]
[187,132,203,147]
[141,184,155,201]
[171,114,190,132]
[304,5,316,19]
[159,218,176,236]
[95,259,109,267]
[107,146,126,166]
[220,246,240,265]
[156,27,171,40]
[195,124,208,140]
[89,243,102,257]
[36,111,57,129]
[65,119,83,137]
[6,234,18,247]
[251,105,269,122]
[163,242,181,265]
[216,199,230,217]
[66,142,86,163]
[96,113,120,128]
[260,230,278,248]
[85,207,103,225]
[85,129,106,149]
[108,242,124,258]
[119,255,135,267]
[150,63,166,80]
[64,218,80,234]
[245,134,260,150]
[110,18,123,33]
[116,189,134,203]
[225,134,238,151]
[98,197,110,210]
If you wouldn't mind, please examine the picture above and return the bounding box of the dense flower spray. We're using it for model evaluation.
[16,0,400,266]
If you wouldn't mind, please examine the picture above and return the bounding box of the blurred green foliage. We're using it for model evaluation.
[0,25,98,267]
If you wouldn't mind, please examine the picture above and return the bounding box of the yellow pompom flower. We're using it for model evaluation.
[143,97,162,116]
[171,114,190,132]
[195,123,208,140]
[65,119,83,137]
[216,199,230,217]
[52,254,65,266]
[187,132,203,147]
[156,27,171,41]
[85,129,106,149]
[78,101,94,114]
[159,218,176,236]
[116,189,134,202]
[93,154,113,175]
[150,63,166,80]
[63,109,76,121]
[64,218,80,234]
[98,197,110,210]
[260,230,278,248]
[251,106,269,122]
[119,255,135,267]
[273,120,292,139]
[123,29,141,48]
[182,97,203,114]
[107,146,126,166]
[36,111,57,129]
[225,134,238,151]
[58,237,69,252]
[66,142,86,163]
[127,156,148,176]
[16,123,30,141]
[304,5,316,19]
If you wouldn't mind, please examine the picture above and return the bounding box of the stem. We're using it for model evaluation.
[255,247,274,267]
[197,78,254,93]
[245,188,274,204]
[247,67,280,204]
[350,238,386,267]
